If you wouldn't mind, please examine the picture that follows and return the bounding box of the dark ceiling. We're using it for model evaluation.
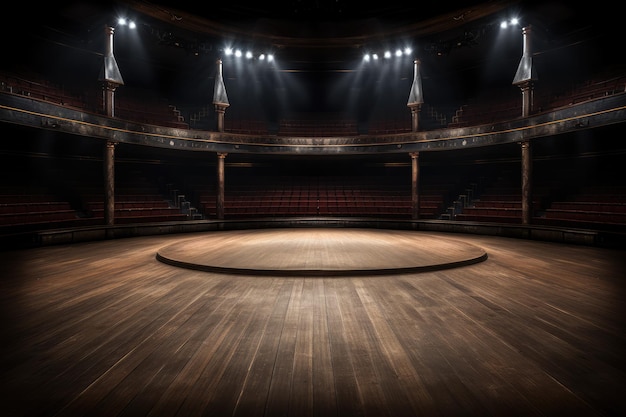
[3,0,621,114]
[10,0,606,63]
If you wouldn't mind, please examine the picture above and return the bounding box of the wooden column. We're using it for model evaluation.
[512,25,537,226]
[102,81,118,117]
[216,152,227,219]
[520,140,532,225]
[104,141,116,226]
[99,26,123,118]
[213,58,230,133]
[407,59,424,133]
[518,82,534,118]
[516,80,534,227]
[409,105,421,132]
[410,152,420,220]
[215,106,227,132]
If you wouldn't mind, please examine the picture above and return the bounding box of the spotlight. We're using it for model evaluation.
[501,17,520,29]
[267,54,274,62]
[404,47,412,56]
[245,51,253,59]
[363,53,371,62]
[395,49,403,57]
[224,47,233,56]
[372,53,379,60]
[384,50,391,59]
[234,49,242,57]
[259,53,266,60]
[117,17,136,29]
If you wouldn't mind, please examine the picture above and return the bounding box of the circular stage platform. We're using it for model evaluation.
[156,228,488,276]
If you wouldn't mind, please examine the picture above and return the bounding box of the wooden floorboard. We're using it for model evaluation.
[0,229,625,417]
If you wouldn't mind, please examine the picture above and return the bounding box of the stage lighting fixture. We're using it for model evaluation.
[117,17,136,29]
[500,17,520,29]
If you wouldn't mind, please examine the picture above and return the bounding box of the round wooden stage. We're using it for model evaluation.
[156,228,488,275]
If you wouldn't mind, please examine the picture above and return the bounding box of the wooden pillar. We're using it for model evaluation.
[216,152,227,219]
[215,106,227,132]
[104,141,116,226]
[213,58,230,133]
[102,81,117,117]
[520,140,532,225]
[407,59,424,132]
[519,82,534,118]
[516,64,535,226]
[512,25,537,226]
[99,26,123,118]
[409,105,421,132]
[410,152,420,220]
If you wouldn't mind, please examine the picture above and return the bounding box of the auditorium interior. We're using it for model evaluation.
[1,1,625,416]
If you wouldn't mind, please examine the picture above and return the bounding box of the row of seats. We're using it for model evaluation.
[454,184,531,224]
[113,87,189,129]
[189,176,449,219]
[544,73,626,109]
[3,67,625,135]
[536,185,626,231]
[452,178,626,232]
[1,156,624,234]
[224,119,268,135]
[83,196,187,223]
[449,93,520,128]
[0,188,76,227]
[0,70,189,129]
[0,70,85,109]
[278,115,359,137]
[367,119,412,135]
[0,166,190,234]
[220,70,626,135]
[448,69,626,128]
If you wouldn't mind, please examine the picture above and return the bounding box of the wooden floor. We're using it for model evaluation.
[0,229,625,417]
